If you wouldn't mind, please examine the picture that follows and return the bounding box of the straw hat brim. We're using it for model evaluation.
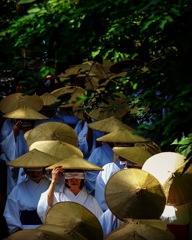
[40,92,60,106]
[104,219,174,240]
[0,93,44,114]
[88,116,134,133]
[163,160,192,206]
[142,152,186,185]
[105,169,166,220]
[44,202,103,240]
[29,140,83,159]
[51,86,85,107]
[87,95,129,121]
[25,122,78,147]
[38,225,88,240]
[3,107,48,120]
[97,128,149,143]
[7,149,61,168]
[6,229,65,240]
[46,155,103,171]
[113,142,161,166]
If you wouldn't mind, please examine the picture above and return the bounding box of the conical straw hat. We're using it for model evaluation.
[97,128,149,143]
[25,122,78,147]
[0,93,44,114]
[105,168,166,220]
[88,116,134,133]
[39,225,88,240]
[142,152,186,185]
[51,86,85,107]
[163,159,192,206]
[2,107,48,120]
[87,95,129,121]
[46,155,103,171]
[29,140,83,159]
[113,142,161,166]
[7,149,61,168]
[40,92,60,106]
[6,229,65,240]
[104,219,175,240]
[42,202,103,240]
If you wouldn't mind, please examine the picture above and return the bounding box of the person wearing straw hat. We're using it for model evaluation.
[0,106,48,195]
[142,152,192,240]
[84,117,135,195]
[37,155,103,223]
[38,201,103,240]
[3,149,60,235]
[94,128,151,211]
[98,168,167,238]
[34,92,64,127]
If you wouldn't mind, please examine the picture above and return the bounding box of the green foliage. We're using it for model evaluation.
[0,0,192,151]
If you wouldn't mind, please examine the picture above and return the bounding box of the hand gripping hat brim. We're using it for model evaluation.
[39,202,103,240]
[46,155,103,171]
[7,149,61,168]
[105,168,166,220]
[29,140,83,159]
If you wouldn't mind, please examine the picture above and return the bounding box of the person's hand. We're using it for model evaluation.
[51,166,63,183]
[13,120,23,138]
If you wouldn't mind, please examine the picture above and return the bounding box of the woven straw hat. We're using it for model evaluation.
[105,168,166,220]
[51,86,85,107]
[97,128,149,143]
[29,140,83,159]
[2,107,48,120]
[87,94,129,121]
[7,149,61,168]
[38,202,103,240]
[113,141,161,166]
[46,155,103,171]
[0,93,44,114]
[163,159,192,206]
[40,92,60,106]
[110,59,144,73]
[6,229,65,240]
[142,152,186,185]
[88,116,134,133]
[25,122,78,147]
[104,219,175,240]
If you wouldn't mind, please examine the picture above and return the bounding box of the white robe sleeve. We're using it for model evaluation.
[37,191,51,223]
[3,188,22,234]
[99,209,124,238]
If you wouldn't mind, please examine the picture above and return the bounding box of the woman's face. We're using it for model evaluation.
[67,178,82,190]
[64,171,84,194]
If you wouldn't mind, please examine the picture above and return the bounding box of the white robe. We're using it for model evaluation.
[85,142,114,194]
[0,119,29,194]
[3,176,50,234]
[37,184,103,223]
[99,209,124,238]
